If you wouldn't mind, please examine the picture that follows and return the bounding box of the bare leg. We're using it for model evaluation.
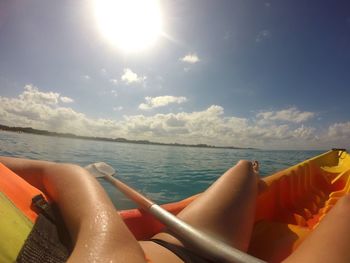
[0,156,146,263]
[283,195,350,263]
[150,160,260,253]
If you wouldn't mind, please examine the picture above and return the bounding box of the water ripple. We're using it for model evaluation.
[0,131,323,209]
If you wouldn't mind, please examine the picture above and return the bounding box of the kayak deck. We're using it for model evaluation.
[249,149,350,262]
[120,149,350,262]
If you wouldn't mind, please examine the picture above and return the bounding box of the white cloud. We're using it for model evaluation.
[256,107,315,124]
[60,96,74,103]
[180,53,200,64]
[328,122,350,140]
[0,86,122,137]
[125,105,227,139]
[139,96,187,110]
[0,86,346,149]
[19,85,60,105]
[18,85,74,105]
[303,121,350,149]
[123,105,316,148]
[83,75,90,80]
[256,30,271,42]
[293,125,316,139]
[121,68,146,85]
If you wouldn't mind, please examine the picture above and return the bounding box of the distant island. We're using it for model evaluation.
[0,124,256,150]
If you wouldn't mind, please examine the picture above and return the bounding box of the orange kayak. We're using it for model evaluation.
[119,149,350,262]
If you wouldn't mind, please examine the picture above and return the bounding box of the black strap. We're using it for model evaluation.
[32,194,56,223]
[16,214,69,263]
[150,238,214,263]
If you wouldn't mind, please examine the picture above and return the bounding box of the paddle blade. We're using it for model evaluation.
[85,162,116,178]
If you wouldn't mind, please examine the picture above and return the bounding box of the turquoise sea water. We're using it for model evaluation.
[0,131,323,209]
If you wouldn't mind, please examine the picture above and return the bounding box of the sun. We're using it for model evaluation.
[93,0,163,53]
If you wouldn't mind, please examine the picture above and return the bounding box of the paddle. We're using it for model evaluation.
[85,162,266,263]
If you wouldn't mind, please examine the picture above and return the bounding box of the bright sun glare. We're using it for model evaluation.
[93,0,162,53]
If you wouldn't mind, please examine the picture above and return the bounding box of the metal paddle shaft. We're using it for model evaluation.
[149,204,266,263]
[103,173,154,209]
[86,162,266,263]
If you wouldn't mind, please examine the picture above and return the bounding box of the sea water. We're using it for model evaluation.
[0,131,323,209]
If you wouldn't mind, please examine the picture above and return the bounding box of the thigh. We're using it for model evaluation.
[153,160,260,252]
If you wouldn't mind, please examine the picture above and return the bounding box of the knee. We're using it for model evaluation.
[236,160,253,168]
[233,160,255,174]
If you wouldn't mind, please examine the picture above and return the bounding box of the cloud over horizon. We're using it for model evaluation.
[0,86,347,150]
[256,107,315,124]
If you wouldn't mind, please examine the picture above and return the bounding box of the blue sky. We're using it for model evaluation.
[0,0,350,150]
